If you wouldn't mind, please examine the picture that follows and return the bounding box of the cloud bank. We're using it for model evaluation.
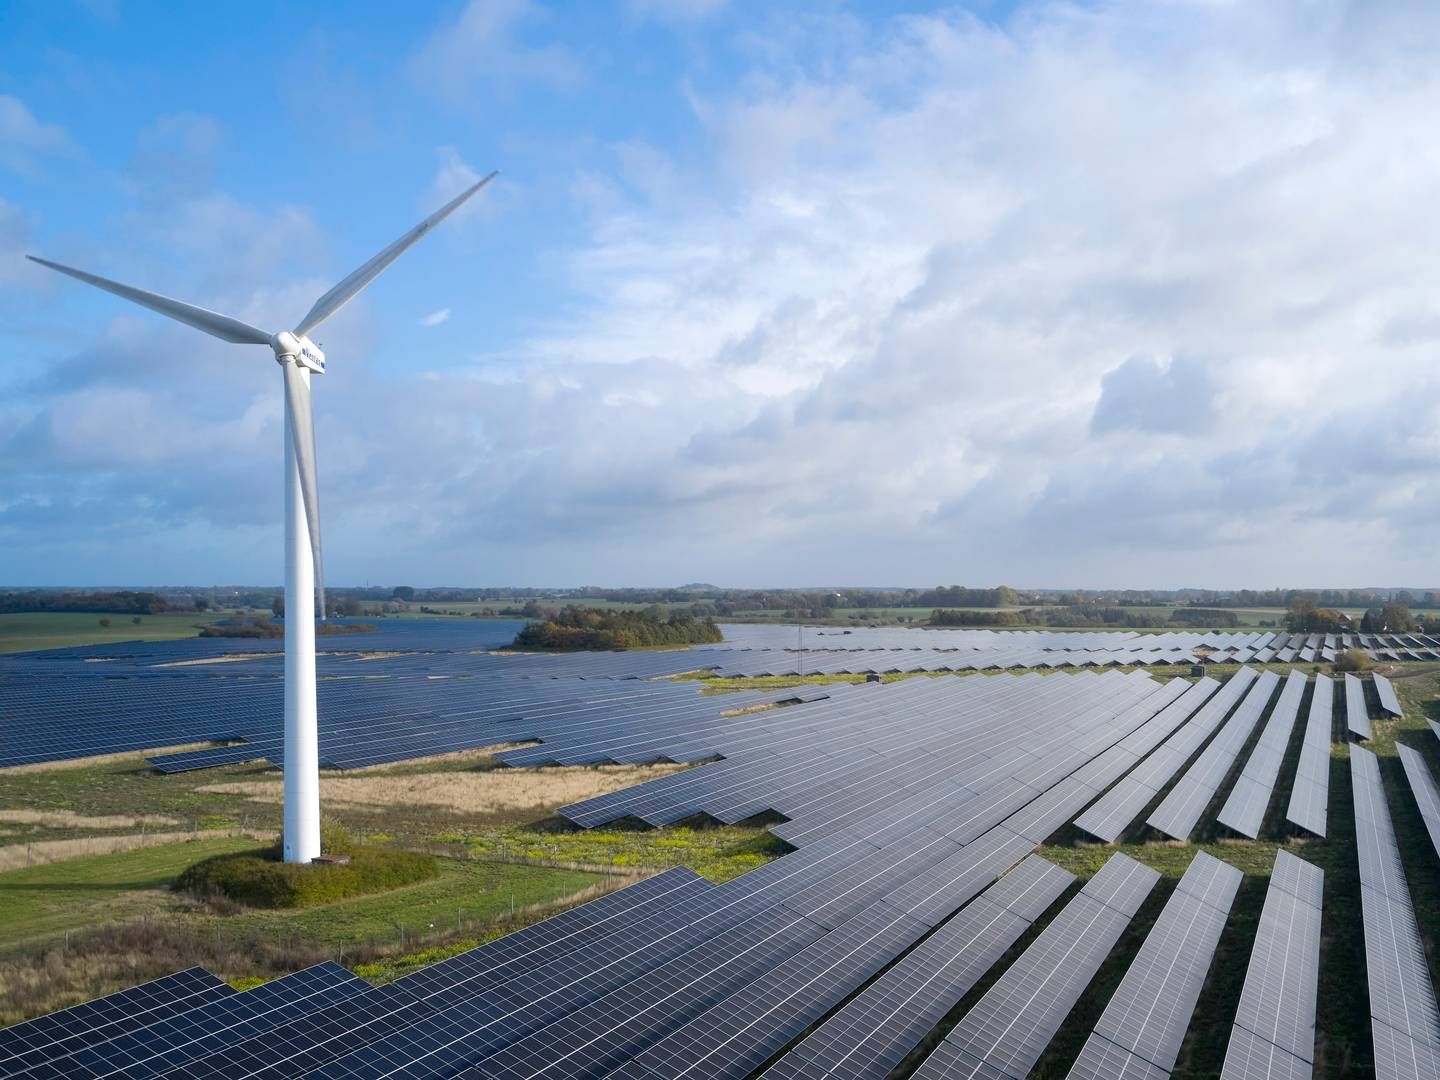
[8,1,1440,587]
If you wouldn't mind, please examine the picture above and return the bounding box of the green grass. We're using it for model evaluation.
[0,831,601,957]
[0,836,259,949]
[225,856,600,949]
[0,757,284,844]
[177,843,439,909]
[0,611,234,654]
[453,822,789,883]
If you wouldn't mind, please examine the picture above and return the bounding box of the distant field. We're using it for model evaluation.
[0,612,231,655]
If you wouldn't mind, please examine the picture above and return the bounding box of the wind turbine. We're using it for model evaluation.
[28,171,497,863]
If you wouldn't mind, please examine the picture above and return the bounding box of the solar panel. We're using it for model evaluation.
[1398,744,1440,862]
[1219,851,1322,1080]
[0,967,232,1075]
[912,853,1160,1080]
[1344,673,1373,740]
[1148,669,1279,839]
[1285,674,1333,837]
[1220,1024,1313,1080]
[1073,675,1242,842]
[1374,673,1404,718]
[1217,669,1307,838]
[1351,747,1440,1077]
[1067,1033,1169,1080]
[23,962,365,1080]
[472,902,830,1079]
[759,857,1074,1080]
[604,906,935,1080]
[12,664,1348,1079]
[1079,852,1240,1075]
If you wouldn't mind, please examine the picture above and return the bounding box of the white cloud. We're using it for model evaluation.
[18,1,1440,588]
[0,96,76,175]
[410,0,581,100]
[420,307,451,327]
[627,0,727,23]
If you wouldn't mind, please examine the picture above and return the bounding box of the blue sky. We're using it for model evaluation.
[5,0,1440,589]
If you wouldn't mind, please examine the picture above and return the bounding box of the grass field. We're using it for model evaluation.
[0,612,233,654]
[0,835,259,950]
[0,742,787,1021]
[209,851,601,950]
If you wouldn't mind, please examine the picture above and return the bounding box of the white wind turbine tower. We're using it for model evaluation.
[29,171,497,863]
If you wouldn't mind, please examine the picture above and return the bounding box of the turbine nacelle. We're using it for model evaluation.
[271,330,326,374]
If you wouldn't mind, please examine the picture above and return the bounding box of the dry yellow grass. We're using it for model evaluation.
[0,828,276,872]
[0,743,228,775]
[155,653,270,667]
[0,809,181,830]
[338,744,529,774]
[198,764,686,815]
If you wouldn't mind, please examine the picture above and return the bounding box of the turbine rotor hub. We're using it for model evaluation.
[270,330,326,374]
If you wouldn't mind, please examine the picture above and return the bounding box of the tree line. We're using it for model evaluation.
[1284,594,1424,633]
[0,590,185,615]
[928,606,1241,629]
[511,607,724,650]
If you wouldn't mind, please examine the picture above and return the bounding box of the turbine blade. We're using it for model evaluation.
[27,255,272,345]
[293,170,497,338]
[282,361,326,620]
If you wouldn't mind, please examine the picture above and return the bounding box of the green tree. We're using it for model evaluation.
[1380,602,1416,632]
[1334,648,1374,673]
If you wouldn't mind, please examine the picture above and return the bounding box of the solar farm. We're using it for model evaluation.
[3,621,1440,1078]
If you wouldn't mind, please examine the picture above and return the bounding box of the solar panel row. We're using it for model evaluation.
[1285,674,1333,837]
[5,660,1415,1079]
[1345,672,1373,741]
[12,962,364,1080]
[911,853,1161,1079]
[152,672,1164,1078]
[760,856,1076,1080]
[7,616,1436,775]
[559,670,1169,840]
[0,967,231,1075]
[1219,850,1323,1080]
[1351,746,1440,1080]
[1374,673,1404,718]
[1148,669,1280,840]
[0,669,819,773]
[1074,671,1254,843]
[1217,669,1307,839]
[1398,744,1440,865]
[703,630,1440,676]
[1068,851,1242,1080]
